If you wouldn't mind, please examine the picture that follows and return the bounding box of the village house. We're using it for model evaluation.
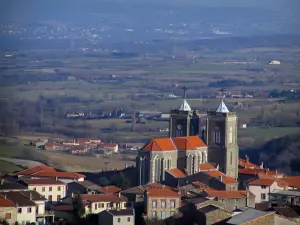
[98,209,135,225]
[14,164,56,179]
[98,142,119,153]
[0,195,17,224]
[81,193,133,215]
[21,179,67,204]
[0,182,27,192]
[0,190,54,224]
[67,180,101,196]
[144,187,181,220]
[197,190,255,212]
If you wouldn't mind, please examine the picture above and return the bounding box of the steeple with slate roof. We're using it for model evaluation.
[178,86,191,111]
[216,100,229,113]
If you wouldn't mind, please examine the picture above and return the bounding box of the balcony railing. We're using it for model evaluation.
[36,210,55,217]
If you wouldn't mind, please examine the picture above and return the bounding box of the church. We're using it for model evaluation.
[136,91,239,187]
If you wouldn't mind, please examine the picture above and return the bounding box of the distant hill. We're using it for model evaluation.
[244,133,300,175]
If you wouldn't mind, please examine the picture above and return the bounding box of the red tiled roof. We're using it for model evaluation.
[199,163,215,171]
[248,179,275,186]
[204,170,237,184]
[172,136,207,150]
[15,164,56,176]
[23,179,65,186]
[192,181,215,190]
[205,190,255,199]
[239,168,283,177]
[98,185,121,194]
[142,136,206,152]
[146,188,181,197]
[32,171,85,179]
[99,142,118,148]
[278,177,300,189]
[51,204,74,212]
[239,158,261,169]
[166,168,187,178]
[0,195,14,207]
[143,138,176,151]
[81,194,127,203]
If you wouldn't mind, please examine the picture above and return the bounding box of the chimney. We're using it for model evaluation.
[275,169,278,178]
[216,164,219,171]
[245,155,249,163]
[218,176,223,182]
[118,192,121,197]
[260,161,264,169]
[4,193,6,199]
[163,185,165,189]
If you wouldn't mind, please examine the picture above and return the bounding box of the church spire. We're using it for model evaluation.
[178,86,191,111]
[216,88,229,113]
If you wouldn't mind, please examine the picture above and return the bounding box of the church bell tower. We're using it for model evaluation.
[206,99,239,179]
[169,87,200,137]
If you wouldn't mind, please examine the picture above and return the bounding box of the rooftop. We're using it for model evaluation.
[0,182,27,191]
[22,179,65,186]
[204,190,255,199]
[32,171,85,179]
[81,194,127,203]
[107,209,135,216]
[270,189,300,197]
[226,208,274,225]
[146,188,181,197]
[278,176,300,189]
[216,100,229,113]
[203,170,237,184]
[199,163,216,171]
[166,168,187,178]
[178,99,192,112]
[0,195,14,207]
[1,190,46,207]
[142,136,207,152]
[98,185,121,194]
[15,164,56,176]
[248,179,275,187]
[197,205,220,214]
[238,157,261,169]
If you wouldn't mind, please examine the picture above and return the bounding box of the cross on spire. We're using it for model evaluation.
[182,86,187,99]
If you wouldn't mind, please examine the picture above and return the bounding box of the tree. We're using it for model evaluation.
[73,193,86,217]
[111,172,130,189]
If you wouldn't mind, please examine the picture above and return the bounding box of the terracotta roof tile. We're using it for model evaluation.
[98,185,121,194]
[15,165,56,176]
[142,136,206,152]
[199,163,215,171]
[22,179,65,186]
[172,136,207,150]
[192,181,215,190]
[205,190,255,199]
[77,180,98,188]
[32,171,85,179]
[248,179,275,186]
[239,158,261,169]
[146,188,181,197]
[278,177,300,189]
[204,170,237,184]
[81,194,127,203]
[166,168,187,178]
[143,138,176,151]
[239,168,283,177]
[0,195,14,207]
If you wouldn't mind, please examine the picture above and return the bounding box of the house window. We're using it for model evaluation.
[33,187,36,191]
[127,217,130,222]
[27,207,32,213]
[261,193,266,200]
[118,218,121,223]
[152,211,157,217]
[261,186,267,189]
[106,203,110,208]
[214,129,221,144]
[171,201,175,208]
[48,195,52,202]
[99,203,104,208]
[49,187,52,191]
[230,151,233,165]
[152,201,157,208]
[95,204,97,210]
[161,201,166,208]
[5,213,11,220]
[42,187,45,192]
[57,195,61,201]
[161,211,166,219]
[18,208,22,214]
[58,186,61,191]
[234,199,238,203]
[110,202,114,207]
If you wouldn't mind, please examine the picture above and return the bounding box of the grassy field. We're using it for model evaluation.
[0,160,23,174]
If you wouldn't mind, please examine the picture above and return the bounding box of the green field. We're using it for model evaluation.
[0,160,23,174]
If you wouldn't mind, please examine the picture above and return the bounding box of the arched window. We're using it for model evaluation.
[191,156,196,174]
[168,158,172,169]
[187,154,192,175]
[230,151,233,165]
[213,128,221,144]
[202,152,206,163]
[229,127,233,144]
[154,156,161,182]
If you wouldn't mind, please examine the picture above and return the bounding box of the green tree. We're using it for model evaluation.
[111,172,130,189]
[73,193,86,217]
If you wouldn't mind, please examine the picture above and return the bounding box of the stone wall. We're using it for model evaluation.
[244,212,275,225]
[146,196,181,219]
